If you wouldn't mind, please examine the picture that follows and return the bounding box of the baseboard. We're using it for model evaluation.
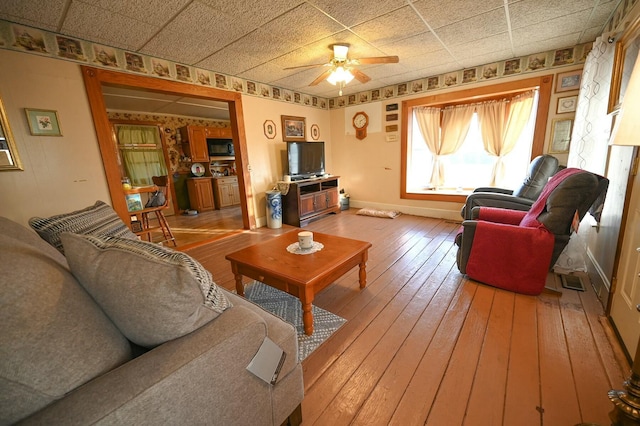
[349,199,462,221]
[585,246,611,310]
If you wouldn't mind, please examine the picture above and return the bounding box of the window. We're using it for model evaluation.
[408,92,538,192]
[114,124,168,186]
[401,75,552,201]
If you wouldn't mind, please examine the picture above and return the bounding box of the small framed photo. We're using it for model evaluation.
[557,95,578,114]
[263,120,276,139]
[125,194,144,212]
[549,118,573,153]
[555,70,582,93]
[24,109,62,136]
[281,115,306,142]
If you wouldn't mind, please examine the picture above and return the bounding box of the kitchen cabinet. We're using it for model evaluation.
[213,176,241,209]
[186,177,214,212]
[179,126,208,162]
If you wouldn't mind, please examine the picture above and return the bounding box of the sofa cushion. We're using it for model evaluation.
[0,217,131,424]
[60,233,232,348]
[28,200,137,254]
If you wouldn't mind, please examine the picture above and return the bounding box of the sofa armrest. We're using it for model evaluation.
[472,187,513,195]
[20,305,303,426]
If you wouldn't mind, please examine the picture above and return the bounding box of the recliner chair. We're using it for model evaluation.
[460,154,559,220]
[455,167,608,295]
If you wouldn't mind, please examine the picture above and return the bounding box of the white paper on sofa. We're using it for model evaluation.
[246,337,286,385]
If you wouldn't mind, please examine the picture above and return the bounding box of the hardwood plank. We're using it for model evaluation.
[388,280,478,425]
[426,284,495,425]
[560,286,615,425]
[537,291,581,424]
[463,289,515,426]
[503,294,542,425]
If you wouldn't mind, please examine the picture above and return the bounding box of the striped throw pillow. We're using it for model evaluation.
[29,201,136,254]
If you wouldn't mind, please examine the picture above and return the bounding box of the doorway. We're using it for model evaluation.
[81,65,256,244]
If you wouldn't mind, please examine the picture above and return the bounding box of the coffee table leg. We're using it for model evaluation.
[231,262,244,296]
[301,290,314,335]
[359,250,368,289]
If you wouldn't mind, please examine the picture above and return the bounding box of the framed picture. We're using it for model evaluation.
[557,95,578,113]
[263,120,276,139]
[310,124,320,140]
[555,70,582,93]
[281,115,305,142]
[125,194,144,212]
[24,108,62,136]
[549,118,573,153]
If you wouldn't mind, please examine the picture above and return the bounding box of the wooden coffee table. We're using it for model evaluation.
[225,230,372,335]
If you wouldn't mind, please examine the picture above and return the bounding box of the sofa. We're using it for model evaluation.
[0,202,304,425]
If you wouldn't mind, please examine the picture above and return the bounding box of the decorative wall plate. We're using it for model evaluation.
[310,124,320,140]
[263,119,276,139]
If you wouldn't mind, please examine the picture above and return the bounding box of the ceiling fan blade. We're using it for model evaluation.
[350,68,371,84]
[283,62,329,71]
[353,56,399,65]
[310,69,334,86]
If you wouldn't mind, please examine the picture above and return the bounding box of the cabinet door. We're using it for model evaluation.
[326,188,339,209]
[219,183,233,207]
[230,182,241,205]
[196,180,214,210]
[185,126,208,162]
[300,194,316,217]
[205,127,232,138]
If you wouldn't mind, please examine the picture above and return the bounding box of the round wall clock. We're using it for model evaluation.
[352,111,369,140]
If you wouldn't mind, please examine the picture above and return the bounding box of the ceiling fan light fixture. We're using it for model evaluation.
[327,66,354,85]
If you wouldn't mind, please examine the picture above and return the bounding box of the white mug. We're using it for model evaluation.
[298,231,313,249]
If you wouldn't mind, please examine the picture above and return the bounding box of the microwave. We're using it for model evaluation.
[207,138,235,157]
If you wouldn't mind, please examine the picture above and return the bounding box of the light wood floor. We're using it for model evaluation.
[147,206,244,249]
[184,209,631,426]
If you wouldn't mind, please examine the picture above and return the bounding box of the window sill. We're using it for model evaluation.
[402,189,469,203]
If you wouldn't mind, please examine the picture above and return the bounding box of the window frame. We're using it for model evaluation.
[401,74,553,202]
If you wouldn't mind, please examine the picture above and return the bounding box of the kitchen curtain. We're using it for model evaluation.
[414,104,474,188]
[115,124,167,186]
[476,90,535,186]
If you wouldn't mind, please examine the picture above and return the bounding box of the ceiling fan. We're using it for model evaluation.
[284,44,399,95]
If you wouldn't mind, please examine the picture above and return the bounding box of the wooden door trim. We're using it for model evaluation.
[80,65,255,230]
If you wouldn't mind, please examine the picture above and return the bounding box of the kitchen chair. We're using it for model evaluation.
[138,176,176,247]
[460,154,559,220]
[455,168,608,295]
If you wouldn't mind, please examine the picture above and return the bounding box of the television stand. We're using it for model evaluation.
[282,176,340,227]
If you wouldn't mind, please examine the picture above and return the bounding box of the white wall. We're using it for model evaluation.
[0,49,110,226]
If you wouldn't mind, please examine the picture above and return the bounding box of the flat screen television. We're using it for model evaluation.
[287,141,325,180]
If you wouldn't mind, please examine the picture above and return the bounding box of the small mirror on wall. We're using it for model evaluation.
[0,96,23,171]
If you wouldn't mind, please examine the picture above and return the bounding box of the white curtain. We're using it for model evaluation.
[414,107,441,186]
[476,90,535,185]
[414,104,474,187]
[116,125,167,186]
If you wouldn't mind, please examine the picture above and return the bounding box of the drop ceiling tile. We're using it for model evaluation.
[508,0,596,30]
[61,1,157,51]
[140,2,252,64]
[447,33,512,60]
[350,6,427,46]
[197,27,300,75]
[199,0,304,30]
[412,0,504,29]
[81,0,190,26]
[457,49,514,69]
[378,31,443,61]
[0,0,67,30]
[434,8,508,47]
[511,11,590,46]
[308,0,404,27]
[257,3,345,47]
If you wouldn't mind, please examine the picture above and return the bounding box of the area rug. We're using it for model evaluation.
[244,281,346,361]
